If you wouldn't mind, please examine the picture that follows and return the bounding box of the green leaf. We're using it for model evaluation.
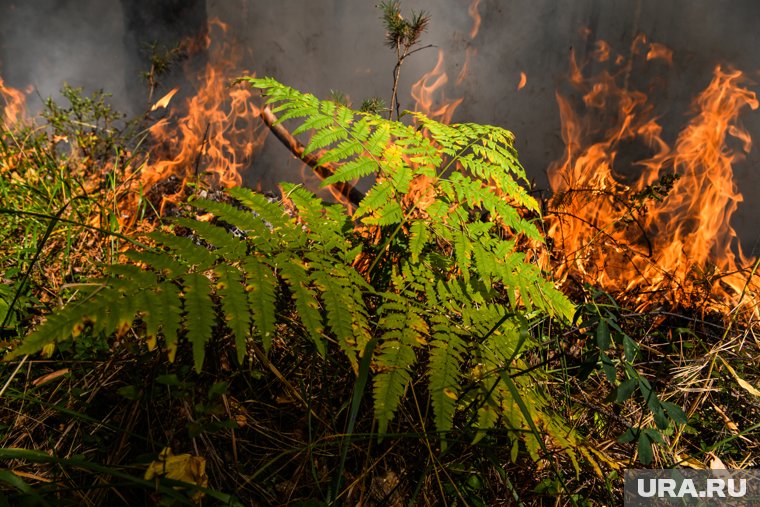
[614,378,638,403]
[661,401,688,426]
[408,220,428,263]
[473,401,499,445]
[373,342,415,435]
[174,217,246,260]
[653,406,669,430]
[117,384,141,400]
[243,258,276,352]
[279,260,325,355]
[183,273,215,372]
[623,334,639,362]
[322,157,377,185]
[148,232,217,269]
[208,381,228,400]
[215,264,250,363]
[637,433,654,465]
[428,329,465,445]
[600,351,616,384]
[596,319,611,351]
[618,428,637,443]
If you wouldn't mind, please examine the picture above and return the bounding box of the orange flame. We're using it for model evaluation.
[131,19,267,221]
[517,72,527,91]
[0,77,27,127]
[411,49,464,124]
[412,0,483,124]
[646,42,673,64]
[594,40,611,63]
[456,47,477,86]
[468,0,482,40]
[546,37,759,314]
[150,87,179,112]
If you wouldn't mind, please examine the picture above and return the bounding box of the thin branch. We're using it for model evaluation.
[259,107,365,206]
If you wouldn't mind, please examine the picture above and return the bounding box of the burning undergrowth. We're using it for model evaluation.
[1,8,759,505]
[136,19,268,223]
[545,33,760,317]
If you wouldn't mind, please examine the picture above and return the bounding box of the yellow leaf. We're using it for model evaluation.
[674,453,705,469]
[720,358,760,397]
[144,447,207,502]
[41,343,56,358]
[167,342,178,362]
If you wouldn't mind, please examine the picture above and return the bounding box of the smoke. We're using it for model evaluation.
[2,0,760,247]
[0,0,133,113]
[0,0,208,115]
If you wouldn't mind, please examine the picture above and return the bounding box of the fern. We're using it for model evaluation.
[9,77,598,470]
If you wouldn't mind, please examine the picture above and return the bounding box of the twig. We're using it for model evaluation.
[259,107,365,206]
[389,43,435,120]
[194,122,210,177]
[0,355,28,399]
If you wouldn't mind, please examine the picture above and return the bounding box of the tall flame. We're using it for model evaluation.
[411,0,483,124]
[411,49,464,124]
[131,19,267,221]
[546,37,759,313]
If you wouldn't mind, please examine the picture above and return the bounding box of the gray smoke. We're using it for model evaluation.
[0,0,133,113]
[2,0,760,250]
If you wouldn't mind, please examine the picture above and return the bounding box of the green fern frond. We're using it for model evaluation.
[227,187,291,231]
[408,220,428,263]
[278,258,326,356]
[373,299,427,435]
[243,257,277,352]
[321,157,377,186]
[11,77,593,471]
[174,217,246,260]
[191,198,277,252]
[373,343,415,435]
[124,250,186,278]
[215,264,251,363]
[147,231,217,269]
[183,273,215,372]
[428,322,466,448]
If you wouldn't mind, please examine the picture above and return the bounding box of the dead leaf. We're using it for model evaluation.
[712,404,740,434]
[144,447,207,502]
[674,452,705,469]
[720,358,760,397]
[32,368,70,387]
[11,470,52,483]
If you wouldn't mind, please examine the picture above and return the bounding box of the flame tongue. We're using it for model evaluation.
[0,76,27,126]
[134,19,267,221]
[547,40,759,313]
[411,48,464,125]
[650,66,758,299]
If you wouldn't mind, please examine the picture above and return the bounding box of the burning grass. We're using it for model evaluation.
[0,15,759,507]
[545,34,760,318]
